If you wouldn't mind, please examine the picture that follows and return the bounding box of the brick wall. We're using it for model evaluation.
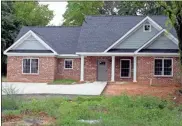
[137,57,181,85]
[6,56,181,85]
[56,58,80,81]
[7,56,57,83]
[84,56,111,81]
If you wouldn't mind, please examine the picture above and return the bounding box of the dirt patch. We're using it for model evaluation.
[103,83,180,99]
[172,89,182,104]
[2,111,56,126]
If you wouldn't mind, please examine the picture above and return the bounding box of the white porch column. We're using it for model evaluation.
[111,56,115,82]
[133,56,137,82]
[80,55,84,81]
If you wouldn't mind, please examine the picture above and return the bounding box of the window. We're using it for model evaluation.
[22,58,39,74]
[143,24,151,32]
[120,59,131,78]
[154,58,173,76]
[64,59,73,69]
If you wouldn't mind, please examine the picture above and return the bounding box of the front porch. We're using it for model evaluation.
[80,55,137,83]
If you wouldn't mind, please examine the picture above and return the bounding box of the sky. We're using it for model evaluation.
[39,2,67,26]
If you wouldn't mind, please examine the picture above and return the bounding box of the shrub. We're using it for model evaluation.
[2,85,21,110]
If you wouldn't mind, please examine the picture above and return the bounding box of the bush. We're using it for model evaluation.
[2,85,21,110]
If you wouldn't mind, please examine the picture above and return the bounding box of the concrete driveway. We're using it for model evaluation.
[2,82,107,95]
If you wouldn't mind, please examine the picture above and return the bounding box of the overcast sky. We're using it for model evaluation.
[39,2,67,26]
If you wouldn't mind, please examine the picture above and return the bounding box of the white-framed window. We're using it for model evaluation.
[120,59,131,78]
[154,58,173,77]
[22,58,39,74]
[64,59,73,69]
[143,24,151,32]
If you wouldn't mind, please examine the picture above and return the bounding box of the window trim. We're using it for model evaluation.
[120,59,131,78]
[154,58,173,77]
[64,59,73,69]
[22,58,39,74]
[143,24,151,32]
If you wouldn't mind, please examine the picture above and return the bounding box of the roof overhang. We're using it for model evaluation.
[5,53,56,56]
[76,52,179,57]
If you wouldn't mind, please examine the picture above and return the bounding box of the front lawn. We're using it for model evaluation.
[2,95,182,126]
[51,79,76,84]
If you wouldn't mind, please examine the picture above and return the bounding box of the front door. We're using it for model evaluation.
[97,60,107,81]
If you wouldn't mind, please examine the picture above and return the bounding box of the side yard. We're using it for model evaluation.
[2,95,182,126]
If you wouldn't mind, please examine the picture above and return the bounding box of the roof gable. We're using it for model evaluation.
[12,35,48,50]
[145,33,178,49]
[4,30,57,55]
[112,21,159,49]
[104,16,163,52]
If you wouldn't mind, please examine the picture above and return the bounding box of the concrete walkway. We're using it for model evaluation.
[2,82,107,95]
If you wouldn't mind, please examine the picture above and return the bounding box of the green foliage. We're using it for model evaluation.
[1,1,21,75]
[2,85,22,110]
[52,79,76,84]
[4,95,182,126]
[160,1,182,65]
[13,2,54,26]
[63,1,164,26]
[3,110,21,116]
[2,96,20,110]
[63,1,104,26]
[1,1,54,75]
[116,1,164,15]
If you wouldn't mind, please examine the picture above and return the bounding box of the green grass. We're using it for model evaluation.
[51,79,76,84]
[2,95,182,126]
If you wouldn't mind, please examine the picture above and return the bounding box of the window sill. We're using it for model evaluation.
[154,75,173,78]
[120,77,131,79]
[22,73,39,75]
[64,68,73,70]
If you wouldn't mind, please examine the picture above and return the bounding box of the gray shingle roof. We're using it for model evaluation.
[14,15,177,54]
[77,15,177,52]
[15,26,81,54]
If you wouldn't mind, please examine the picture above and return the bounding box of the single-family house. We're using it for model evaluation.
[4,16,181,85]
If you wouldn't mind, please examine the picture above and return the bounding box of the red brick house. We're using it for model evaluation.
[4,16,181,85]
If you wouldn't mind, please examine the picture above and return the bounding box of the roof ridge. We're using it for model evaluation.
[22,26,81,28]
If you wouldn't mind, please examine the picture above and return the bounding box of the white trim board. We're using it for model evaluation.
[76,52,179,57]
[64,59,73,69]
[120,59,131,78]
[153,58,173,77]
[22,58,39,75]
[4,30,58,55]
[104,16,163,53]
[5,53,56,56]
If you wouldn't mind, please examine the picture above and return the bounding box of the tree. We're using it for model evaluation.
[113,1,164,15]
[13,2,54,26]
[160,1,182,65]
[1,2,21,75]
[63,1,104,26]
[1,1,54,75]
[63,1,165,26]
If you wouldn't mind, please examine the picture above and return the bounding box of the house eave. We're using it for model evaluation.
[76,52,179,57]
[5,53,57,56]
